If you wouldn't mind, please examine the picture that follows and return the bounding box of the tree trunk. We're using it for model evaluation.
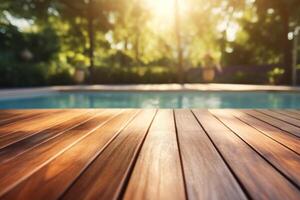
[280,7,292,85]
[87,0,95,79]
[220,30,227,66]
[135,27,140,65]
[220,7,235,66]
[174,0,184,84]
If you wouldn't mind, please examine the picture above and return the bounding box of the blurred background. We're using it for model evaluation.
[1,0,300,87]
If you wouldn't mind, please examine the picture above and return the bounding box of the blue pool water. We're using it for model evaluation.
[0,91,300,109]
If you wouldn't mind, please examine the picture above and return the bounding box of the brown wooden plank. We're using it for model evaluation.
[0,110,90,150]
[258,110,300,128]
[0,110,22,121]
[287,109,300,115]
[62,109,156,200]
[244,110,300,137]
[230,110,300,155]
[0,110,45,126]
[0,110,51,121]
[0,109,58,126]
[1,109,140,200]
[174,109,246,200]
[0,109,68,139]
[192,109,300,200]
[0,109,124,197]
[123,110,186,200]
[0,110,98,164]
[211,109,300,187]
[273,110,300,120]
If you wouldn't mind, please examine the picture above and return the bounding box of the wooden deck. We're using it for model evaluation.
[0,109,299,200]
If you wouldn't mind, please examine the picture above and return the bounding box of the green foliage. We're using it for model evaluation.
[0,55,48,87]
[0,0,300,87]
[90,66,177,84]
[48,69,74,85]
[0,20,61,87]
[268,67,285,84]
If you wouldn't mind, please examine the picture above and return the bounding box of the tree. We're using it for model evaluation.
[174,0,184,83]
[228,0,300,84]
[57,0,114,76]
[255,0,300,84]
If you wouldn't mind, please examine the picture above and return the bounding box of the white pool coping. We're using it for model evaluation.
[0,84,300,99]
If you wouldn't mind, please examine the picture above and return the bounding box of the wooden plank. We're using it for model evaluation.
[0,110,47,126]
[244,110,300,137]
[0,109,124,197]
[62,109,156,200]
[1,109,140,200]
[0,110,98,164]
[174,109,246,200]
[0,110,67,139]
[0,110,50,121]
[0,109,61,126]
[0,109,67,128]
[230,110,300,155]
[273,110,300,120]
[192,109,300,200]
[0,110,22,121]
[211,109,300,187]
[287,109,300,115]
[123,110,186,200]
[0,110,89,150]
[258,110,300,128]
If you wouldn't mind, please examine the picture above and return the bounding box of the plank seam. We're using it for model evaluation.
[244,110,300,138]
[0,110,66,138]
[286,110,300,115]
[210,110,300,190]
[116,109,158,200]
[231,111,300,156]
[58,110,141,200]
[191,110,252,200]
[0,110,100,164]
[0,112,48,127]
[271,110,300,120]
[256,109,300,129]
[0,110,124,197]
[0,110,90,151]
[173,109,189,200]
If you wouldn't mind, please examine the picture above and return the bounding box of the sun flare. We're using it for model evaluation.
[145,0,174,18]
[143,0,188,29]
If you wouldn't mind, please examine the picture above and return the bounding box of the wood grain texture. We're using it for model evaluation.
[273,110,300,120]
[0,110,48,126]
[0,109,63,125]
[174,109,246,200]
[0,110,88,150]
[286,109,300,116]
[211,109,300,187]
[244,110,300,137]
[0,109,65,130]
[0,110,68,139]
[123,110,186,200]
[0,109,121,197]
[0,110,22,121]
[62,109,156,200]
[258,110,300,128]
[0,109,299,200]
[0,110,98,164]
[1,109,139,200]
[230,110,300,154]
[193,109,300,200]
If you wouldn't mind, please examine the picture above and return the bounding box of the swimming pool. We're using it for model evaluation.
[0,91,300,109]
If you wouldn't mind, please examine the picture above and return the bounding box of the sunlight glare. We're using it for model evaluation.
[3,11,33,31]
[144,0,188,29]
[217,21,240,42]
